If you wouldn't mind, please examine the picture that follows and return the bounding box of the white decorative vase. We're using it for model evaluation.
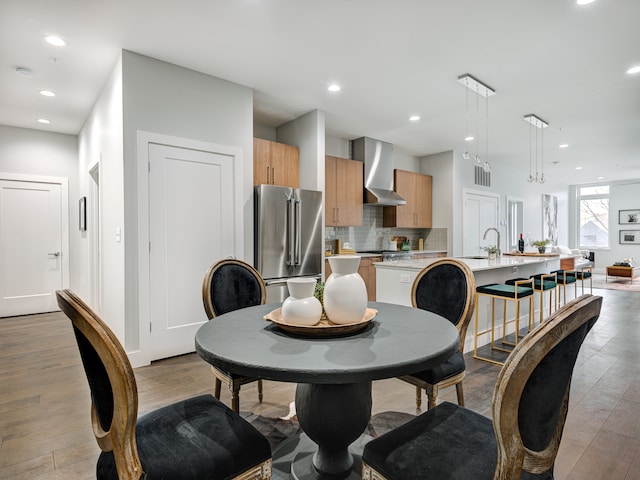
[324,255,367,325]
[282,278,322,326]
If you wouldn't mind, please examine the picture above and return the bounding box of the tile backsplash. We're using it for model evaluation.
[326,206,448,252]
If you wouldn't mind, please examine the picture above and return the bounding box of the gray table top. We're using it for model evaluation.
[195,301,459,384]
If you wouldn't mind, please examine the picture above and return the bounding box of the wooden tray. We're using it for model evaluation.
[264,308,377,337]
[503,252,559,257]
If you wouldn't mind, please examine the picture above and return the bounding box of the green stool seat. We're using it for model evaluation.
[552,269,578,305]
[476,283,534,298]
[473,280,534,366]
[568,266,593,295]
[507,273,558,326]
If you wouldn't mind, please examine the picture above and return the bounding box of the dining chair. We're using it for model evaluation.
[397,258,476,410]
[56,289,272,480]
[202,258,267,412]
[362,294,602,480]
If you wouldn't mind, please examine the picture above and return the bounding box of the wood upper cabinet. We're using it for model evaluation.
[383,169,432,228]
[253,137,299,187]
[325,155,363,226]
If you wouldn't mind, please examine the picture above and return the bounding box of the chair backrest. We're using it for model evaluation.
[411,258,476,351]
[492,294,602,479]
[56,289,143,479]
[201,258,267,319]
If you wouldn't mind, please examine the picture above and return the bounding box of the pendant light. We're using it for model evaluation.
[523,114,548,184]
[458,74,496,168]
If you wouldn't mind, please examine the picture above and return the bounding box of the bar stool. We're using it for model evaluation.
[507,273,558,328]
[569,265,593,295]
[473,279,534,366]
[551,269,577,306]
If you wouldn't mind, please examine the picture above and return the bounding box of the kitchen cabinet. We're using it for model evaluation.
[325,255,380,301]
[325,155,363,226]
[253,137,299,187]
[383,169,432,228]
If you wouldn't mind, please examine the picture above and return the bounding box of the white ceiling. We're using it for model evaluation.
[2,0,639,185]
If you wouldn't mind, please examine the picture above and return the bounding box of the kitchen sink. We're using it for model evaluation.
[460,256,489,260]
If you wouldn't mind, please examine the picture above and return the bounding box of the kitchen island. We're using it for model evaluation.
[376,255,562,350]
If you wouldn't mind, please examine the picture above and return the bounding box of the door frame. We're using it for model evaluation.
[462,188,501,256]
[88,161,102,314]
[0,172,70,298]
[133,131,244,367]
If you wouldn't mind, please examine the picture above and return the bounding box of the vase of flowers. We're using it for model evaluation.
[532,240,549,254]
[483,245,499,260]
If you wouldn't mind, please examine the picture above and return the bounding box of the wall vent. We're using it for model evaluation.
[474,165,491,187]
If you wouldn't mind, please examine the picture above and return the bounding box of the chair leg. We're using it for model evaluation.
[426,384,437,410]
[455,382,465,407]
[231,386,240,413]
[415,386,422,408]
[258,379,264,403]
[214,378,222,399]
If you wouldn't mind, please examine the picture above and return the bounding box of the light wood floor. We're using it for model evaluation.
[1,289,639,479]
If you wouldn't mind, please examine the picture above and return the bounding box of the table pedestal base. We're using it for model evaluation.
[272,433,371,480]
[268,381,374,479]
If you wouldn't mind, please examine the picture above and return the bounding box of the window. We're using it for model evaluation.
[578,185,609,249]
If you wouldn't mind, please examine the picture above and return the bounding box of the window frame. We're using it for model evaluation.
[577,185,610,250]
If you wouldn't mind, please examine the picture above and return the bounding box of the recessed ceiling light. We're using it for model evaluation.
[597,176,604,180]
[37,118,50,124]
[40,90,56,97]
[575,166,583,170]
[409,115,420,121]
[576,0,596,5]
[328,84,341,92]
[559,144,569,149]
[464,136,474,142]
[44,35,67,47]
[627,65,640,75]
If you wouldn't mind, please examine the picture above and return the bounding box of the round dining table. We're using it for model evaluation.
[195,301,459,480]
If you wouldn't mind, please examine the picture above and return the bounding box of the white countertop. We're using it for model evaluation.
[375,255,568,272]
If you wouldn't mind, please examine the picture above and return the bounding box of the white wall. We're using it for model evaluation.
[276,109,325,192]
[120,50,254,355]
[0,124,79,289]
[419,151,454,254]
[78,56,125,340]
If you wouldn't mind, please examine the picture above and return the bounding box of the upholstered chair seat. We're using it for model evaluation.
[97,395,271,479]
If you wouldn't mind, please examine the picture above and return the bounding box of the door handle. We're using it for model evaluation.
[48,251,61,257]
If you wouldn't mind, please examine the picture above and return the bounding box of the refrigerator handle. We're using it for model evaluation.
[294,197,301,265]
[286,197,295,266]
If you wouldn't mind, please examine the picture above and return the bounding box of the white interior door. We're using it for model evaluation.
[149,143,236,360]
[0,178,65,317]
[463,191,499,256]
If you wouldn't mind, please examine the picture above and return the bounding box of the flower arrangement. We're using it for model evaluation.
[531,239,549,253]
[531,239,549,248]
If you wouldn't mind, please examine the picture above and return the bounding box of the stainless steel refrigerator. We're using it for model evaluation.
[254,184,323,303]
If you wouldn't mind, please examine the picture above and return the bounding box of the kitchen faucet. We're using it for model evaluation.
[483,227,500,256]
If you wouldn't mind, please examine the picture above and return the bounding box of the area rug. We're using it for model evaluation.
[591,273,640,292]
[242,410,415,449]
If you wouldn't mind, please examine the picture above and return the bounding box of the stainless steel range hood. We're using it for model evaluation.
[352,137,407,206]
